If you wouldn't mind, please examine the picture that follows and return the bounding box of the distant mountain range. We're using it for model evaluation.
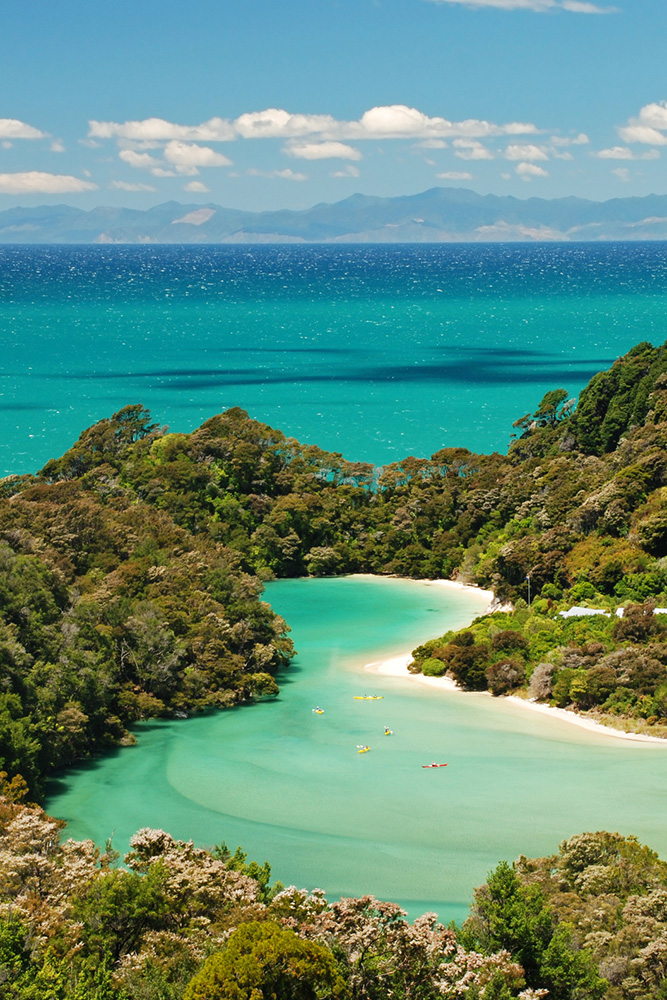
[2,187,667,243]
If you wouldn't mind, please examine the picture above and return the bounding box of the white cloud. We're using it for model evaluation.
[50,140,65,153]
[285,141,362,160]
[89,116,235,142]
[596,146,660,160]
[618,103,667,146]
[425,0,614,11]
[612,167,631,182]
[235,109,339,139]
[2,142,11,150]
[0,118,48,140]
[356,105,442,137]
[117,142,231,177]
[91,105,538,147]
[437,170,473,179]
[119,148,162,169]
[0,171,97,194]
[597,146,633,159]
[163,140,232,174]
[247,168,308,181]
[453,139,494,160]
[504,143,549,161]
[636,102,667,130]
[184,181,210,193]
[516,161,549,178]
[618,124,667,145]
[349,105,535,140]
[551,133,590,146]
[417,139,448,149]
[111,180,156,192]
[331,165,361,178]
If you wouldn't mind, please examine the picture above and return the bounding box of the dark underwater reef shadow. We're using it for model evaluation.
[52,349,613,389]
[0,403,56,412]
[148,362,607,389]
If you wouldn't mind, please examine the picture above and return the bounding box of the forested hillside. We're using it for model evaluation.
[4,339,667,795]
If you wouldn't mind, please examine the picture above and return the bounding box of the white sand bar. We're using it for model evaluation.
[363,580,667,746]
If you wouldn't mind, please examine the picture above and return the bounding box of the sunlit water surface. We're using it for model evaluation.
[3,243,667,476]
[46,577,667,923]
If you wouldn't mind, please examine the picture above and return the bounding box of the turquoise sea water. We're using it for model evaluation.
[2,243,667,476]
[46,577,667,923]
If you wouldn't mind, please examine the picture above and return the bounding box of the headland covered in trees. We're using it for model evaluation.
[3,339,667,996]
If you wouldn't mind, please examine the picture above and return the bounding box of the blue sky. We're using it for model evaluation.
[0,0,666,211]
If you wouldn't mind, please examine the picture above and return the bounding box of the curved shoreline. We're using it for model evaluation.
[365,652,667,745]
[360,576,667,746]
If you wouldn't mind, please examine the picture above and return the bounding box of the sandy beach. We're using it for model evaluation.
[365,650,667,744]
[363,578,667,745]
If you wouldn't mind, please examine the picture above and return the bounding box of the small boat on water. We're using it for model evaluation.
[312,707,324,714]
[357,745,371,754]
[422,762,448,768]
[353,695,383,700]
[384,728,393,736]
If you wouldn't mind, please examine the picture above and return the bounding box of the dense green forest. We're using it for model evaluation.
[4,339,667,997]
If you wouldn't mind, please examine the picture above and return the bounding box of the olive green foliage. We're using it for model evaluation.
[410,600,667,727]
[570,342,667,455]
[212,841,283,902]
[463,859,606,1000]
[0,406,293,797]
[4,788,666,999]
[185,920,348,1000]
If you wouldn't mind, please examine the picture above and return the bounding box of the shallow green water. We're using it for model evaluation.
[46,577,667,923]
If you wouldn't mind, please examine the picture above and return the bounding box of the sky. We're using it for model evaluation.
[1,0,666,213]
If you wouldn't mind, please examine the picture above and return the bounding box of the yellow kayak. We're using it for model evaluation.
[357,745,371,754]
[353,695,383,700]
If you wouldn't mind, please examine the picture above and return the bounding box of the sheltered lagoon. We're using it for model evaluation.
[46,575,667,923]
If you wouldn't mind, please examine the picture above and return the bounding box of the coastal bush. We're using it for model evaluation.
[409,599,667,725]
[421,656,447,677]
[185,921,348,1000]
[1,787,667,998]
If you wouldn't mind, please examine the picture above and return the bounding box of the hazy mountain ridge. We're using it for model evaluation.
[2,187,667,243]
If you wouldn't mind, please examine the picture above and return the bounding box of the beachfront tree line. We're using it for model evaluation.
[6,782,667,1000]
[409,601,667,737]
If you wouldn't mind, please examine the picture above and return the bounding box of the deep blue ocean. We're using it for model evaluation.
[2,242,667,477]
